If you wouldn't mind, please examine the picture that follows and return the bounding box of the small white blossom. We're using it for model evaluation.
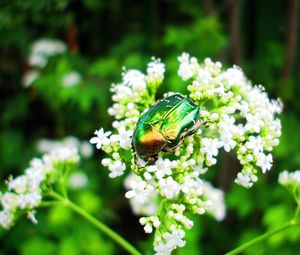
[125,175,154,203]
[218,114,237,152]
[278,170,300,186]
[38,136,92,159]
[235,172,253,188]
[178,53,196,81]
[154,229,186,255]
[90,128,112,149]
[245,113,264,133]
[107,160,126,178]
[200,138,222,165]
[0,210,14,229]
[256,153,272,174]
[246,136,263,155]
[80,141,94,158]
[147,157,175,180]
[115,126,134,150]
[62,71,82,87]
[147,58,165,83]
[7,175,30,194]
[181,174,203,196]
[123,70,146,91]
[68,172,89,189]
[124,173,158,216]
[159,177,180,199]
[28,38,67,68]
[202,181,226,221]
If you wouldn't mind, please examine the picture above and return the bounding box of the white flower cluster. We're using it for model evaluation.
[90,58,165,180]
[37,136,93,158]
[154,229,186,255]
[202,181,226,221]
[0,148,79,229]
[62,71,82,87]
[23,38,68,87]
[180,53,282,188]
[124,173,158,216]
[68,172,89,190]
[28,38,67,68]
[278,170,300,186]
[91,54,281,254]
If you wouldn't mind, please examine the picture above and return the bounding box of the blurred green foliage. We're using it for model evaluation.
[0,0,300,254]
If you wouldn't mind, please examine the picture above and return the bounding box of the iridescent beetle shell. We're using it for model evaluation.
[132,94,201,163]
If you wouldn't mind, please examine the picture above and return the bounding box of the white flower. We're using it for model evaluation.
[90,128,112,149]
[218,114,237,152]
[125,175,154,203]
[147,58,165,83]
[111,84,134,101]
[80,141,94,158]
[236,100,249,116]
[164,229,186,248]
[25,160,46,186]
[278,171,290,185]
[147,157,175,179]
[123,70,146,91]
[235,172,253,188]
[245,113,264,133]
[278,170,300,186]
[245,136,263,155]
[43,147,79,164]
[181,174,203,196]
[0,210,14,229]
[178,53,194,81]
[107,160,126,178]
[62,71,82,87]
[7,175,30,194]
[200,138,222,165]
[220,66,246,87]
[154,229,186,255]
[0,193,21,211]
[124,173,158,216]
[0,145,80,229]
[202,181,226,221]
[159,177,180,199]
[68,172,89,189]
[154,241,173,255]
[28,38,67,68]
[19,191,42,209]
[115,126,134,150]
[256,153,272,173]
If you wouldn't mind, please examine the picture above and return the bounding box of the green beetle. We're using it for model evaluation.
[132,93,201,163]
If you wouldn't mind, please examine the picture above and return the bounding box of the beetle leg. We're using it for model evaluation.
[180,120,201,140]
[201,120,212,127]
[163,139,183,152]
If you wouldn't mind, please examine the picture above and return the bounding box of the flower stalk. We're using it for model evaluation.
[225,220,300,255]
[50,191,142,255]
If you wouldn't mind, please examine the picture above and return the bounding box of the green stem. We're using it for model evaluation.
[50,192,142,255]
[225,220,300,255]
[295,202,300,219]
[39,201,61,207]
